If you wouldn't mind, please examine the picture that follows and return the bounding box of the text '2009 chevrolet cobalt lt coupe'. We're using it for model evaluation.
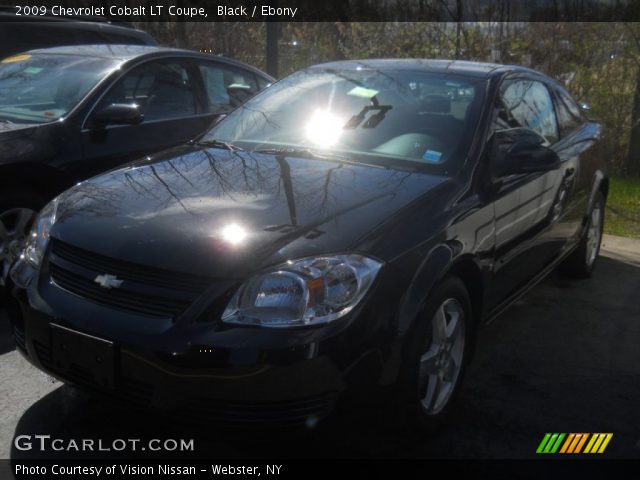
[10,60,607,432]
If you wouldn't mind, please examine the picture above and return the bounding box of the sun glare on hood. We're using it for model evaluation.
[220,223,248,246]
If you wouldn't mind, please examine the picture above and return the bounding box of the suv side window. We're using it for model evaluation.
[554,88,584,137]
[499,79,559,144]
[256,76,272,90]
[96,61,197,122]
[198,63,259,114]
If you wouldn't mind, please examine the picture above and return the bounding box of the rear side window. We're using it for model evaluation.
[554,89,584,137]
[500,79,559,145]
[96,61,197,122]
[198,63,259,114]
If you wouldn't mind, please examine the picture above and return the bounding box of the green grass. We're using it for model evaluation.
[605,177,640,239]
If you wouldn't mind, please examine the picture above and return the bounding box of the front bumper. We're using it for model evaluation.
[10,271,401,427]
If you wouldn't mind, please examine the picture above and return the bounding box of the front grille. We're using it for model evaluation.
[51,239,211,292]
[49,239,212,318]
[50,264,191,317]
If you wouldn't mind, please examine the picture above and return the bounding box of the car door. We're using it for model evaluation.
[488,77,571,308]
[80,58,213,178]
[542,87,598,252]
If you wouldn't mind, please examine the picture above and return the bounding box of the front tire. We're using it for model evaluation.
[387,276,472,434]
[560,191,605,279]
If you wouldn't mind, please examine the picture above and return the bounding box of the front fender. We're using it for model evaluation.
[379,242,455,384]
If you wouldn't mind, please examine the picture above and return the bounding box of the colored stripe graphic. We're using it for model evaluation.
[559,433,575,453]
[598,433,613,453]
[584,433,613,454]
[550,433,565,453]
[543,433,559,453]
[536,433,565,453]
[536,433,552,454]
[538,433,613,454]
[567,433,584,453]
[574,433,589,453]
[584,433,599,453]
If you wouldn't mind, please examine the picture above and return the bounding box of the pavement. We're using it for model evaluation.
[1,234,639,460]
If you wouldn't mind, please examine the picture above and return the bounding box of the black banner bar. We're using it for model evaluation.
[4,0,640,22]
[3,459,640,480]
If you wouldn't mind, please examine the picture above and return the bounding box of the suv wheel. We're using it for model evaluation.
[0,190,45,295]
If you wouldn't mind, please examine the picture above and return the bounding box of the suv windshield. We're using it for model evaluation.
[204,67,486,172]
[0,53,120,124]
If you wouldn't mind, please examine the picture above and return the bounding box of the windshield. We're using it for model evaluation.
[204,67,486,172]
[0,53,120,124]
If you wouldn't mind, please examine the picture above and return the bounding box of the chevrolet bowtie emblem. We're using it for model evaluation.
[94,274,123,289]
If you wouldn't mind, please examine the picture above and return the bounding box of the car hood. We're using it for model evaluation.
[0,120,41,137]
[52,145,450,278]
[0,121,51,163]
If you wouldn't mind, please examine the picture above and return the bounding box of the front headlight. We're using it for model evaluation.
[23,197,58,267]
[222,254,382,328]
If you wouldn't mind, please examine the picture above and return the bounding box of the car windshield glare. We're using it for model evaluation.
[0,53,120,124]
[204,67,486,172]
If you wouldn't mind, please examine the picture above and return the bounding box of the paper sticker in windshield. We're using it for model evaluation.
[2,54,31,64]
[24,66,43,75]
[423,150,443,163]
[348,86,379,99]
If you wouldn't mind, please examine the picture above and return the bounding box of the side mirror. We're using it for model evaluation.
[490,128,561,177]
[92,103,143,126]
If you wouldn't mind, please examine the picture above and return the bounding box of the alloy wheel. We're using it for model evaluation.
[418,298,466,415]
[586,204,602,267]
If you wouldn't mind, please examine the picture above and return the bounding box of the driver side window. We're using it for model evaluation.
[95,61,197,123]
[498,79,559,145]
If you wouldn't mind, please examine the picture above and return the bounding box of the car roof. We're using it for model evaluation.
[0,14,138,30]
[308,59,541,79]
[26,44,192,60]
[21,44,274,80]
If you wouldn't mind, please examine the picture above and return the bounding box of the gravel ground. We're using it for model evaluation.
[1,235,639,460]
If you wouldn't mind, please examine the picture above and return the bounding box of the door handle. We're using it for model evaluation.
[564,167,575,177]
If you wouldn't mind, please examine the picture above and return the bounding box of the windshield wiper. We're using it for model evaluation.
[253,146,352,162]
[252,146,393,170]
[194,139,244,152]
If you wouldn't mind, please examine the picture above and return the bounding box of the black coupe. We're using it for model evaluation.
[10,60,606,431]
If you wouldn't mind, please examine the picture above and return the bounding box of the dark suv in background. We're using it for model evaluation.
[0,11,156,59]
[0,44,274,289]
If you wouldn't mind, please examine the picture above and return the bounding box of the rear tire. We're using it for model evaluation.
[560,191,605,279]
[384,276,473,435]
